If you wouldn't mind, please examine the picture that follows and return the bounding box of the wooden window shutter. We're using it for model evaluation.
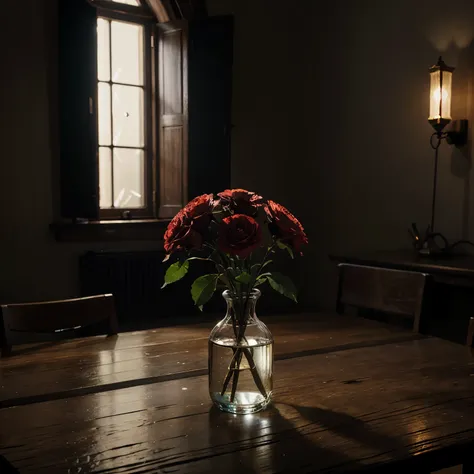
[157,22,189,218]
[58,0,99,220]
[157,16,233,216]
[187,16,233,198]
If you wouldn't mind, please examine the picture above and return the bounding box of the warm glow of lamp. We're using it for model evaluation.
[431,86,449,110]
[420,56,468,250]
[428,57,454,132]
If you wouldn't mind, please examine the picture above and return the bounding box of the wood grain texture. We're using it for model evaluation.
[0,313,417,407]
[0,338,473,473]
[158,22,188,217]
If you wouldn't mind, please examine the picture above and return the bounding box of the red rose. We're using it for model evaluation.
[215,188,264,216]
[265,200,308,252]
[164,210,203,254]
[164,194,213,254]
[183,194,213,233]
[218,214,262,258]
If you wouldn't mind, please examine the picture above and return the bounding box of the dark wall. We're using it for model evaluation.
[2,0,474,311]
[209,0,474,308]
[0,0,162,304]
[309,0,474,307]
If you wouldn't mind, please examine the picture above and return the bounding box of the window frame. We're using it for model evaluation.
[95,2,157,220]
[56,1,233,241]
[92,0,154,20]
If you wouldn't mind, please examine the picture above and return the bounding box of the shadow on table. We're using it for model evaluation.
[207,402,400,473]
[287,403,409,457]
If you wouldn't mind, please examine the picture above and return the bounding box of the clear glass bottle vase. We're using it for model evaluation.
[208,289,273,414]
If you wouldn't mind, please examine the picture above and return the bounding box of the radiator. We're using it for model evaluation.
[79,251,289,327]
[79,251,214,325]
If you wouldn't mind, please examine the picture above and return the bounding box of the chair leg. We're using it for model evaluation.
[336,266,345,315]
[0,313,11,357]
[108,311,119,336]
[413,310,421,334]
[104,296,119,336]
[467,317,474,347]
[108,321,118,336]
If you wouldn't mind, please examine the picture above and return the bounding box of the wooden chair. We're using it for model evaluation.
[336,264,428,333]
[0,294,118,357]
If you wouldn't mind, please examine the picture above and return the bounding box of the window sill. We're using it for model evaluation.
[50,219,171,242]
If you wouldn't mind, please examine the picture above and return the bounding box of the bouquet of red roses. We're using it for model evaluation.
[162,189,307,410]
[162,188,307,304]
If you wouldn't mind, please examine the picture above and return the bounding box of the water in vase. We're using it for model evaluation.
[209,336,273,414]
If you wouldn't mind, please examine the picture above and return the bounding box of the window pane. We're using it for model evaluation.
[98,82,112,146]
[111,21,143,85]
[99,147,112,208]
[112,0,140,5]
[97,19,110,82]
[113,148,144,208]
[112,84,144,147]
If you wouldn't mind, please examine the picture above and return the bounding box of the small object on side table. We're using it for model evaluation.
[409,223,449,257]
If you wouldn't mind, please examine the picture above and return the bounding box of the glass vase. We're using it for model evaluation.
[208,289,273,414]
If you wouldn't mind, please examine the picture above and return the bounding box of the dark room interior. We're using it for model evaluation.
[0,1,473,473]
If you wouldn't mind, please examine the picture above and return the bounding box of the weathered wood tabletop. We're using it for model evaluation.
[0,313,415,407]
[0,313,473,473]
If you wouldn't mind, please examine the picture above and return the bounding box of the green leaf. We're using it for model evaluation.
[267,272,298,302]
[235,272,252,284]
[255,277,268,287]
[251,264,260,279]
[251,260,273,280]
[277,240,294,259]
[191,274,219,307]
[162,260,190,289]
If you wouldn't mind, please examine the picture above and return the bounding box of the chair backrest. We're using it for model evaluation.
[336,264,427,333]
[1,294,118,356]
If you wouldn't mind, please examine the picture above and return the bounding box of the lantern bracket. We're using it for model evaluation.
[446,119,468,146]
[430,119,468,148]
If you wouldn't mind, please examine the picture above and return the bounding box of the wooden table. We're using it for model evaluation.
[0,313,473,473]
[330,249,474,285]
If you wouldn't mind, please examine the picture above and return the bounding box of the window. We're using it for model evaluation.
[96,4,153,218]
[57,0,233,235]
